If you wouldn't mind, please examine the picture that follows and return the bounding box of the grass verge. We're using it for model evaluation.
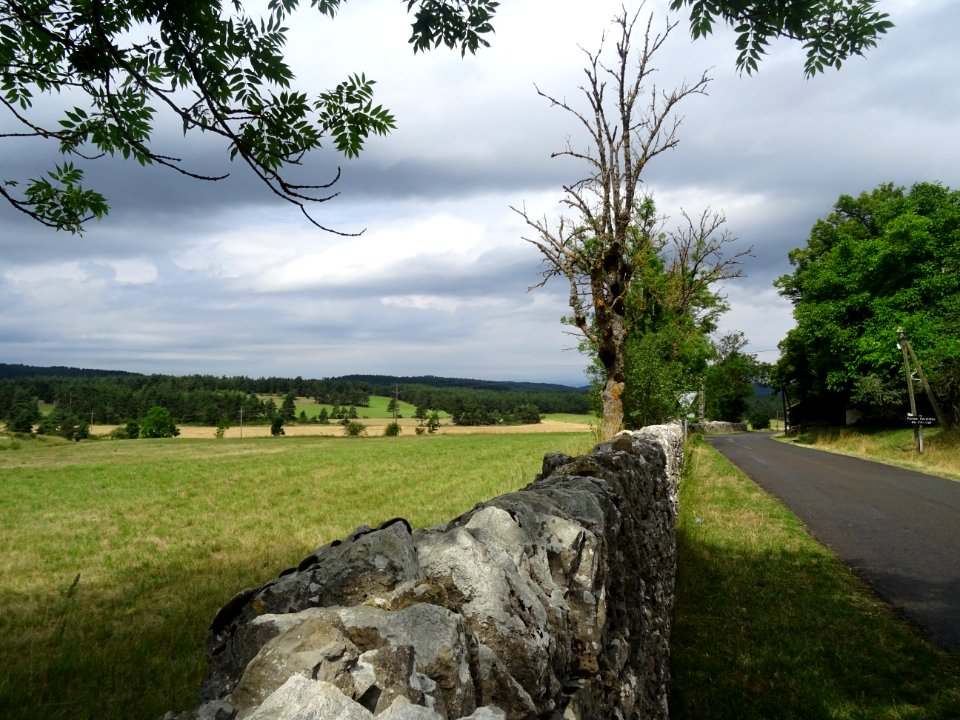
[0,432,589,720]
[671,436,960,719]
[783,426,960,481]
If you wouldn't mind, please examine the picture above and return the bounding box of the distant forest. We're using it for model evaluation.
[0,364,591,427]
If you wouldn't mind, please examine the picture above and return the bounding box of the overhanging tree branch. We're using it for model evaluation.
[0,0,499,233]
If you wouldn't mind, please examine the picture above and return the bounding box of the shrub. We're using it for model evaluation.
[110,422,140,440]
[749,411,771,430]
[343,420,366,437]
[270,417,285,436]
[383,422,401,437]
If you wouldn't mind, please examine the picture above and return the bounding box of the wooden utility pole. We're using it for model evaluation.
[699,378,706,422]
[898,329,950,431]
[897,327,951,452]
[899,329,923,453]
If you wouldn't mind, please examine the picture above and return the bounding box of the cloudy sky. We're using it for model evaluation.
[2,0,958,386]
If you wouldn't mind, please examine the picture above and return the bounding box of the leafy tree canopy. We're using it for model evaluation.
[0,0,498,232]
[139,404,180,438]
[669,0,893,75]
[775,182,960,426]
[704,331,766,423]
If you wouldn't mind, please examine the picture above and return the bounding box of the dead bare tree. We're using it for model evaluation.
[663,208,753,335]
[513,8,711,437]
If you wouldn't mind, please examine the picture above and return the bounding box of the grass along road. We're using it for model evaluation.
[781,426,960,482]
[672,437,960,719]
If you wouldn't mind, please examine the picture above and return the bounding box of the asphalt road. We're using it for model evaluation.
[704,431,960,652]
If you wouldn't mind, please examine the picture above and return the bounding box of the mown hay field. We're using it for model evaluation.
[0,430,591,720]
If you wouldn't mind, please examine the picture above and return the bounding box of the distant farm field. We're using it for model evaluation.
[283,394,431,420]
[89,416,592,439]
[0,431,591,720]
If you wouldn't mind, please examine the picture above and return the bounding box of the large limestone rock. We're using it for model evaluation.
[166,425,683,720]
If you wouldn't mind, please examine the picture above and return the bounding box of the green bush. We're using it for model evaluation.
[343,420,366,437]
[383,422,401,437]
[749,411,771,430]
[110,422,140,440]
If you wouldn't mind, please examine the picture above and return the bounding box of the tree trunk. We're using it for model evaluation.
[601,377,625,439]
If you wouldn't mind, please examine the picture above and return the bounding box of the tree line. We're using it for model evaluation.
[0,370,590,433]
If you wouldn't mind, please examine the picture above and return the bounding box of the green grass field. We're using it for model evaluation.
[0,431,590,720]
[5,427,957,720]
[284,394,445,420]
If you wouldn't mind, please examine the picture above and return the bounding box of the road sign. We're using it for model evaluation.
[906,413,936,426]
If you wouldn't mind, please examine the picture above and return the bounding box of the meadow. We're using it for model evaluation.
[3,425,958,720]
[0,431,591,720]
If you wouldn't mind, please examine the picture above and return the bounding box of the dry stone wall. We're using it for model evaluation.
[689,421,747,434]
[164,424,684,720]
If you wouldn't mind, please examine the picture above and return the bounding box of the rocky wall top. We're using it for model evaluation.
[165,424,684,720]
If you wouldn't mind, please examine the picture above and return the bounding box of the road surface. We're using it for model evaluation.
[704,431,960,651]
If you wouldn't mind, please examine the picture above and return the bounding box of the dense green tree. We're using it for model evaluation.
[669,0,893,75]
[748,410,771,430]
[270,416,285,436]
[280,392,297,422]
[263,398,278,420]
[426,411,441,434]
[704,332,762,422]
[507,403,541,425]
[414,405,428,425]
[623,328,704,428]
[4,387,40,432]
[37,409,89,440]
[620,205,744,428]
[1,0,497,232]
[775,182,960,428]
[138,405,179,438]
[386,395,402,419]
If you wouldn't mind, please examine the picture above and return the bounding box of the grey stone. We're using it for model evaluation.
[245,676,373,720]
[168,424,683,720]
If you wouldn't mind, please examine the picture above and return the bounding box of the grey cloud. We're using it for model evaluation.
[3,1,959,382]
